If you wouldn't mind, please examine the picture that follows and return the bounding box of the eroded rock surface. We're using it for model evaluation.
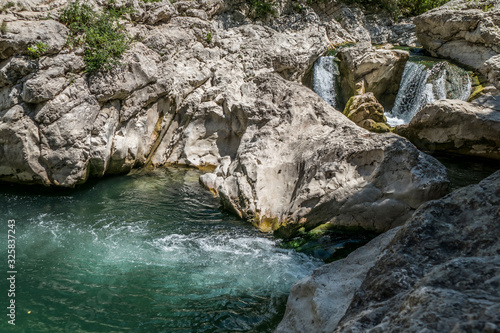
[414,0,500,71]
[0,1,448,235]
[335,169,500,332]
[200,73,449,233]
[338,43,409,109]
[275,227,400,333]
[395,99,500,160]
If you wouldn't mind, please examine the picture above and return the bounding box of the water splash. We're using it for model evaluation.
[0,169,321,333]
[387,60,472,126]
[313,56,340,109]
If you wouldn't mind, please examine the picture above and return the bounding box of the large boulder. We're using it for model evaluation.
[414,0,500,71]
[278,168,500,333]
[275,227,400,333]
[334,169,500,332]
[200,73,449,234]
[395,99,500,160]
[338,43,409,109]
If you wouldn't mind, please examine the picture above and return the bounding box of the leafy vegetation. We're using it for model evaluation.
[247,0,277,19]
[342,0,452,19]
[58,0,132,72]
[0,1,15,13]
[27,42,49,59]
[205,31,213,44]
[1,21,7,34]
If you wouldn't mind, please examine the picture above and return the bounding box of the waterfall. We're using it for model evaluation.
[387,60,472,126]
[313,56,340,109]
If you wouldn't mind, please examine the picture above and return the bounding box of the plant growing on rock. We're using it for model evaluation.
[247,0,277,19]
[205,31,213,44]
[27,42,49,59]
[342,0,452,19]
[58,0,132,72]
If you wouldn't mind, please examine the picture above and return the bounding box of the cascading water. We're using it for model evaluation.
[312,56,340,109]
[386,59,472,126]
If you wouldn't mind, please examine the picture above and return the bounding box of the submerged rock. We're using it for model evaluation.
[395,99,500,160]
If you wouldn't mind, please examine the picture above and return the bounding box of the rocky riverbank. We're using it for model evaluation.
[1,0,500,332]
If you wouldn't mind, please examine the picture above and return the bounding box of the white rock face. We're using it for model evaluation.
[414,0,500,71]
[395,99,500,160]
[275,227,400,333]
[338,43,409,109]
[200,74,449,233]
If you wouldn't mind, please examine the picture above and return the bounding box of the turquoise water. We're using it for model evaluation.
[0,168,321,333]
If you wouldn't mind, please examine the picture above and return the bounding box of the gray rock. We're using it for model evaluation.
[395,99,500,160]
[335,169,500,332]
[276,227,400,333]
[338,43,409,109]
[0,19,68,60]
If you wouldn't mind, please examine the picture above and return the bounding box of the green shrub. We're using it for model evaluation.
[247,0,277,19]
[205,31,213,44]
[342,0,451,19]
[59,0,131,72]
[27,42,49,59]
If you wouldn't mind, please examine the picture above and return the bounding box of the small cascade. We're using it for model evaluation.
[313,56,340,109]
[387,59,472,126]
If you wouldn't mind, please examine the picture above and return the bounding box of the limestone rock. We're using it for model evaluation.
[201,73,449,233]
[414,0,500,72]
[0,104,50,185]
[481,54,500,90]
[395,99,500,160]
[343,92,390,133]
[338,43,409,109]
[335,169,500,332]
[275,227,400,333]
[88,43,161,102]
[0,19,68,60]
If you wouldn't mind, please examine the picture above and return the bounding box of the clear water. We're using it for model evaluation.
[0,168,321,333]
[312,56,340,109]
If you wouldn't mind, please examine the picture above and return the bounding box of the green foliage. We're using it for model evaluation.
[0,1,15,13]
[1,21,7,34]
[247,0,277,19]
[27,42,49,59]
[342,0,451,19]
[205,31,213,44]
[59,0,131,72]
